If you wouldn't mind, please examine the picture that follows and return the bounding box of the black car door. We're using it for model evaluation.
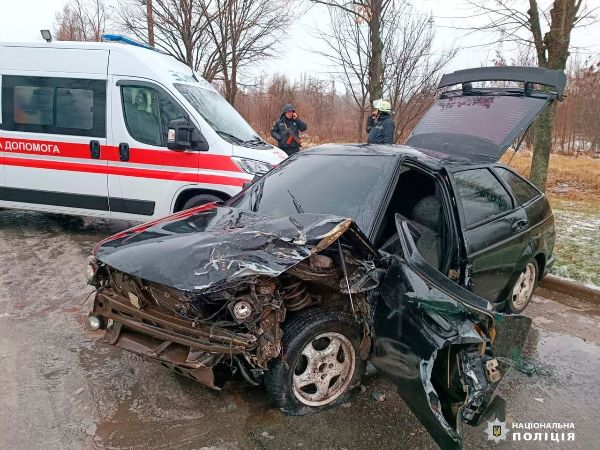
[372,218,531,449]
[450,167,529,303]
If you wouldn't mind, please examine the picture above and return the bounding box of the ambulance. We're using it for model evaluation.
[0,35,286,220]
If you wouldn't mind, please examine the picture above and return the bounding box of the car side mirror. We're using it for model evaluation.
[167,118,209,152]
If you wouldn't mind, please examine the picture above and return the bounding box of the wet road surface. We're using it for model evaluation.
[1,209,599,449]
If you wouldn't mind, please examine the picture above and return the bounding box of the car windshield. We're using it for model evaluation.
[175,83,261,145]
[228,154,396,235]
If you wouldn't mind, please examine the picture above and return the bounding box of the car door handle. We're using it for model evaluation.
[511,219,528,231]
[119,143,130,162]
[90,140,101,159]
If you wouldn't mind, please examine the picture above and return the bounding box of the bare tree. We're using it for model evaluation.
[383,14,455,142]
[119,0,219,80]
[310,0,396,104]
[54,0,109,41]
[314,6,371,140]
[198,0,291,106]
[314,1,454,142]
[465,0,597,190]
[119,0,290,105]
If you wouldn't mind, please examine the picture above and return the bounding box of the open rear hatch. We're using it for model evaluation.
[405,66,566,162]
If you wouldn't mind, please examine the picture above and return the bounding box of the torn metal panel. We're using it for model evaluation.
[371,224,531,449]
[94,206,377,294]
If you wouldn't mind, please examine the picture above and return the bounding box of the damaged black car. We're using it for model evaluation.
[85,67,564,449]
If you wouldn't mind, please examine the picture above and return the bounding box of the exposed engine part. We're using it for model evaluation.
[339,263,381,294]
[485,358,501,383]
[287,257,340,287]
[459,351,492,422]
[338,239,356,316]
[256,309,284,367]
[255,277,278,295]
[232,300,253,321]
[280,278,320,311]
[310,253,334,269]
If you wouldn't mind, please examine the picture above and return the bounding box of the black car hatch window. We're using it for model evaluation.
[494,167,541,205]
[454,168,514,227]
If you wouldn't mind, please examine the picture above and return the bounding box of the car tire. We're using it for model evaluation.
[180,194,222,211]
[506,260,539,313]
[264,308,366,416]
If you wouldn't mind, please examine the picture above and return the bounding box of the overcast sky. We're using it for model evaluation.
[1,0,598,84]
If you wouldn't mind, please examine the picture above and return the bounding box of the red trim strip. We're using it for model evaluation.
[4,157,247,187]
[0,137,242,172]
[93,202,218,253]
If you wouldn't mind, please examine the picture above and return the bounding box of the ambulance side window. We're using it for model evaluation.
[121,85,186,147]
[1,75,106,137]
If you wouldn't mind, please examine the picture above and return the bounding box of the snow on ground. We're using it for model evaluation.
[550,199,600,287]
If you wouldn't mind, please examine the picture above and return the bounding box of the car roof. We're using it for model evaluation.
[300,143,476,169]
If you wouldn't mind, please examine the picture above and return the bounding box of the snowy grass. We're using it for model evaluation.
[549,198,600,287]
[501,151,600,202]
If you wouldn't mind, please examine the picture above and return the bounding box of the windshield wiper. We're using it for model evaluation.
[215,129,244,144]
[251,181,265,212]
[287,190,304,214]
[245,137,266,145]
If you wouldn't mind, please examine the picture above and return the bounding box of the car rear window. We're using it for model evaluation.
[411,95,547,146]
[454,168,514,227]
[495,167,540,205]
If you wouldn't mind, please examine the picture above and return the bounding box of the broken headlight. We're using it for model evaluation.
[85,255,98,283]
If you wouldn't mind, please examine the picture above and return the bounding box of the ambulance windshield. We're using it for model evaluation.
[175,83,262,146]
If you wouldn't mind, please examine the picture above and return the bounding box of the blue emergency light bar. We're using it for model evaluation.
[101,34,156,51]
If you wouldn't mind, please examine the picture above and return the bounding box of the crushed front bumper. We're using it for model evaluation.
[91,289,257,389]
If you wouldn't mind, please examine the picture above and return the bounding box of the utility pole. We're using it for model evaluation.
[146,0,155,47]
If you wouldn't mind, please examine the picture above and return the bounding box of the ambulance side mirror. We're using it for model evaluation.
[167,118,209,152]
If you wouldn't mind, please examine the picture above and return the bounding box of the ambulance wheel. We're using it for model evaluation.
[181,194,222,211]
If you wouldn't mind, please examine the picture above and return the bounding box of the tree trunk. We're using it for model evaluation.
[357,109,366,142]
[367,0,383,103]
[530,103,556,189]
[528,0,578,190]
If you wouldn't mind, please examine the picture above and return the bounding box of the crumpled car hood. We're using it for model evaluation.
[94,205,375,293]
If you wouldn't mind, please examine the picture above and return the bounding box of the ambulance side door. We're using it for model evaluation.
[107,76,200,219]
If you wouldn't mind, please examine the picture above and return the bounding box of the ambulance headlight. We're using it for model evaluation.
[232,157,272,175]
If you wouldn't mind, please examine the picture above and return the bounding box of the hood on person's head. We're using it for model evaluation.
[281,104,295,116]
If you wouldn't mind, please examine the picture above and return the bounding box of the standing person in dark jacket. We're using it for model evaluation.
[367,99,395,144]
[271,104,308,156]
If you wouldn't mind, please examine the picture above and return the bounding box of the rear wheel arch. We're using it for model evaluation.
[173,189,230,212]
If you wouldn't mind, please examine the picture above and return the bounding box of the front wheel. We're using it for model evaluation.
[180,193,222,211]
[264,308,366,415]
[506,260,538,313]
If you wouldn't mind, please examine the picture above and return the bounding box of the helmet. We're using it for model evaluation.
[373,99,392,113]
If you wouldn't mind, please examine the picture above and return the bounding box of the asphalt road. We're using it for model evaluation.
[1,209,599,450]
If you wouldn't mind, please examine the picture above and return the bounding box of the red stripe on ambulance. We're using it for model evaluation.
[0,137,242,173]
[4,157,247,187]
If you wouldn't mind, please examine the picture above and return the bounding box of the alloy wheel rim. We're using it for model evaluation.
[512,262,536,310]
[292,332,355,406]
